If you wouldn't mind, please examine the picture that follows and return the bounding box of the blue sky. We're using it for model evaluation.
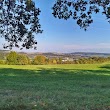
[1,0,110,53]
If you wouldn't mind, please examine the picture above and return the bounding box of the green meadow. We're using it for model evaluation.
[0,64,110,110]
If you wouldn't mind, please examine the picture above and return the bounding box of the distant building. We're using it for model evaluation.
[62,57,74,62]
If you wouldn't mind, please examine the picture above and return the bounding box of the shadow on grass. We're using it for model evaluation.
[0,67,110,110]
[0,67,110,77]
[100,64,110,70]
[0,67,110,86]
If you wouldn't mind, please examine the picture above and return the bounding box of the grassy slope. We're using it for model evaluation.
[0,64,110,110]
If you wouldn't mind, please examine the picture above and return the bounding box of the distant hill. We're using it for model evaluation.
[69,52,110,57]
[0,50,10,60]
[0,50,110,60]
[24,52,110,59]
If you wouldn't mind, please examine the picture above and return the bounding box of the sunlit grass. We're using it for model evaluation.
[0,64,110,110]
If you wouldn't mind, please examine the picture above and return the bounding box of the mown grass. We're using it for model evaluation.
[0,64,110,110]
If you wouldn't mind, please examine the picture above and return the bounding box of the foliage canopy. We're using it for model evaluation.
[6,51,30,65]
[6,51,18,64]
[52,0,110,30]
[0,0,42,49]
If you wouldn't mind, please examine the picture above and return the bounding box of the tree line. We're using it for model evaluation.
[0,51,110,65]
[3,51,62,65]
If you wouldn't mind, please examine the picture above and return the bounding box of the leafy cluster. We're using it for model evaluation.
[32,55,46,65]
[5,51,63,65]
[52,0,110,30]
[0,0,42,49]
[6,51,30,65]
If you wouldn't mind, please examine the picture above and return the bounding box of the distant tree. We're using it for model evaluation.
[17,54,30,65]
[47,58,57,64]
[33,55,46,65]
[45,58,50,64]
[48,59,53,64]
[74,59,80,64]
[6,51,18,64]
[52,59,57,64]
[58,57,62,64]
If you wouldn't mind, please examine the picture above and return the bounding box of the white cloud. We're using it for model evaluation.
[63,43,110,50]
[97,43,110,48]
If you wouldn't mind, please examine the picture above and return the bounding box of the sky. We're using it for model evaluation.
[1,0,110,53]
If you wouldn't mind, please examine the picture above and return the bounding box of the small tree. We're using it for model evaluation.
[52,59,57,64]
[48,58,57,64]
[58,58,62,64]
[33,55,46,65]
[17,54,30,65]
[6,51,18,64]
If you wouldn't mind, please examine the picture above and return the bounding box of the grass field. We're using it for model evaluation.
[0,64,110,110]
